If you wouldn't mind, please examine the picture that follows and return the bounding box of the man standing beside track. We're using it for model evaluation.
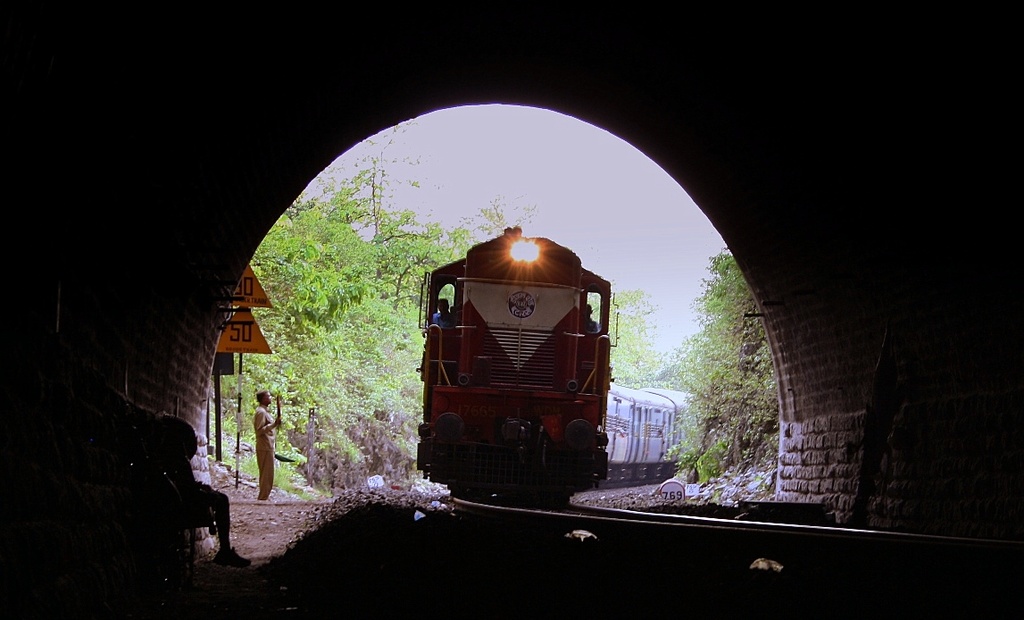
[252,389,280,501]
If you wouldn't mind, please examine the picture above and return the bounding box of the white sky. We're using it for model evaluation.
[313,104,727,354]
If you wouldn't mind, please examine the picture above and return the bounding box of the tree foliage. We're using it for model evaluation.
[459,195,537,240]
[664,251,779,481]
[233,125,477,494]
[223,121,547,495]
[608,288,664,388]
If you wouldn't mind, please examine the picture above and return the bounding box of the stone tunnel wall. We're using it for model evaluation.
[2,278,221,617]
[778,401,1024,541]
[765,266,1024,541]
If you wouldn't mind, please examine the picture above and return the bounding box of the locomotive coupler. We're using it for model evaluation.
[501,417,530,443]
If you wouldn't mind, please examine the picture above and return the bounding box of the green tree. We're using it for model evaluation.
[666,251,778,481]
[237,127,477,494]
[458,195,538,241]
[231,121,553,495]
[608,288,664,388]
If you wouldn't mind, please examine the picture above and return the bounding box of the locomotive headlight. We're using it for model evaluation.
[565,419,595,450]
[435,412,465,442]
[510,239,539,262]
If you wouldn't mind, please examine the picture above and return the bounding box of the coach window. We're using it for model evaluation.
[585,289,603,333]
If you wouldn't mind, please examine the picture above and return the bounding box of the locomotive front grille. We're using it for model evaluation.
[432,443,596,490]
[483,327,556,388]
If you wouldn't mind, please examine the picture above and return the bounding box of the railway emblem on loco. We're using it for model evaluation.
[508,291,536,319]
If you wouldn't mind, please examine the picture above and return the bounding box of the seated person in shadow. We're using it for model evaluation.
[431,298,456,328]
[151,414,251,567]
[584,304,601,333]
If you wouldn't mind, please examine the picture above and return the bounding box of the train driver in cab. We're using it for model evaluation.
[432,298,456,328]
[584,304,600,333]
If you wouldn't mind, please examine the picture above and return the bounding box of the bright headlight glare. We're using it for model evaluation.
[510,240,539,262]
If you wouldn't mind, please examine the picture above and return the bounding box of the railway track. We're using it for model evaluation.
[452,497,1024,616]
[455,496,1024,552]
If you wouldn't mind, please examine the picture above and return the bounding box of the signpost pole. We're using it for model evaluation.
[214,373,222,461]
[214,264,273,489]
[236,353,243,489]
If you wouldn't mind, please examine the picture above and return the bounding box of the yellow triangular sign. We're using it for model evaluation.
[233,264,272,308]
[217,308,273,354]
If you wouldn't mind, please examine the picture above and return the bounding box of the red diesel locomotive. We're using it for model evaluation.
[417,227,611,506]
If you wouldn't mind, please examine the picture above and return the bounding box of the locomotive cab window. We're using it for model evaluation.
[584,288,603,334]
[431,280,457,329]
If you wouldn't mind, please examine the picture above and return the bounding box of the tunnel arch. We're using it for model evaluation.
[5,10,1023,616]
[21,14,1021,532]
